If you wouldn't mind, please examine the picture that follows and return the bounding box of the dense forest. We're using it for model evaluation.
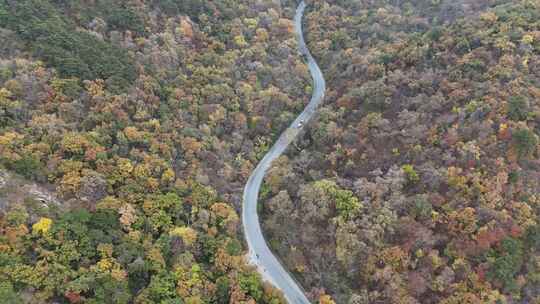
[262,0,539,303]
[1,0,539,303]
[0,0,310,302]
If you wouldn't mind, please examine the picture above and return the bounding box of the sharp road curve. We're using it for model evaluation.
[241,1,325,303]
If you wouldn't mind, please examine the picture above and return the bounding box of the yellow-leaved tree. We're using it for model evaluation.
[170,226,197,246]
[32,217,52,234]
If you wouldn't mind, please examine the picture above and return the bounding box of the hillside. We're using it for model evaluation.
[0,0,308,302]
[0,0,539,303]
[262,0,539,303]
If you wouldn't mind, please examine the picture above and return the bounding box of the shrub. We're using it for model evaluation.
[106,7,145,35]
[525,225,540,250]
[411,197,433,220]
[487,238,524,292]
[507,96,529,121]
[215,276,230,304]
[226,239,242,256]
[403,164,420,184]
[239,273,263,301]
[10,155,42,179]
[0,282,22,304]
[512,128,537,158]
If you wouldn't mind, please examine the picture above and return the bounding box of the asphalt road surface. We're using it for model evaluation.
[241,1,325,303]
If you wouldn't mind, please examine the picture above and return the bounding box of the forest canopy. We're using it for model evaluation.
[0,0,310,302]
[0,0,538,303]
[262,0,539,303]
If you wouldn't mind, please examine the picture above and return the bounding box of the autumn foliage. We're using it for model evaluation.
[262,0,539,303]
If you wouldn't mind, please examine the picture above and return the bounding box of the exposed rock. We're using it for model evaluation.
[77,173,108,206]
[0,168,59,219]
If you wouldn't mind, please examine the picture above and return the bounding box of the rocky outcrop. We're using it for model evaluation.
[0,168,59,218]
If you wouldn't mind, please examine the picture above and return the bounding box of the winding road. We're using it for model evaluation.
[241,1,325,303]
